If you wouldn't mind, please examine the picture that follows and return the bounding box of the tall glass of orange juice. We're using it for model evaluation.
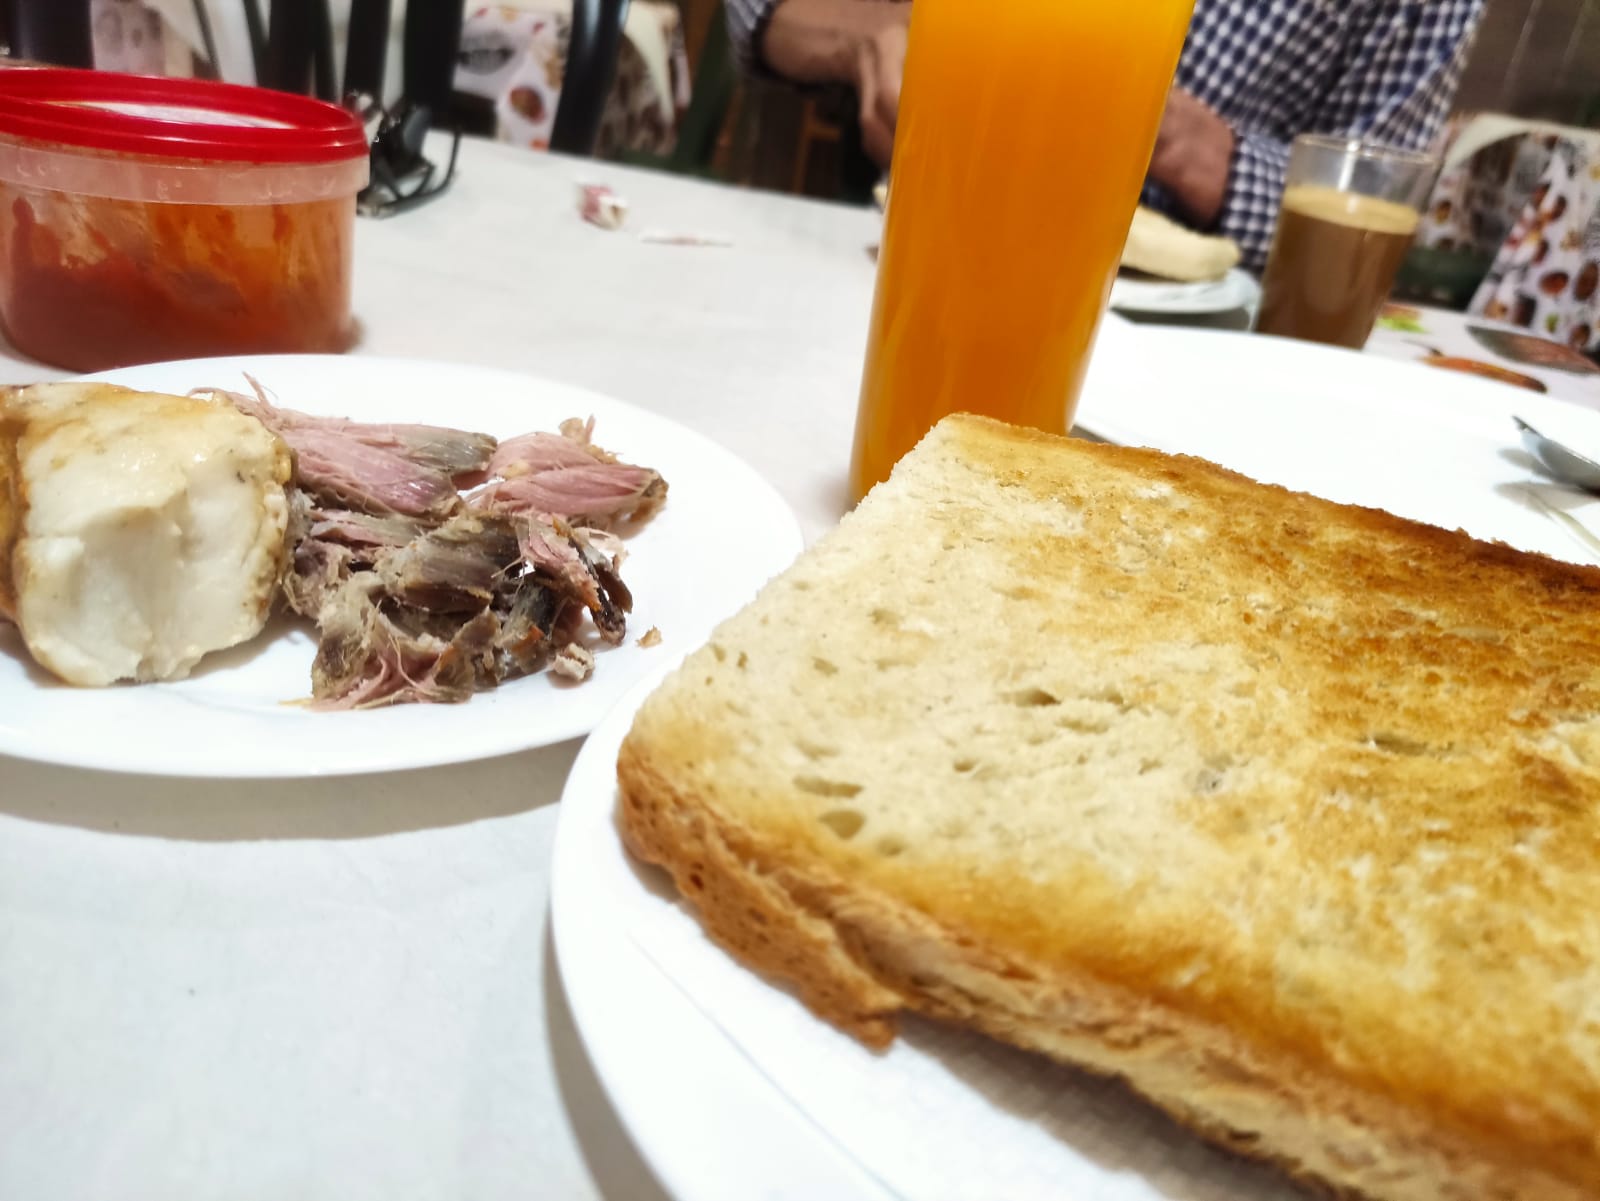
[849,0,1195,501]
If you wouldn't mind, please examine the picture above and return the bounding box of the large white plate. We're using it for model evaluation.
[1108,267,1259,316]
[554,324,1600,1201]
[0,355,802,778]
[1077,321,1600,568]
[551,674,893,1201]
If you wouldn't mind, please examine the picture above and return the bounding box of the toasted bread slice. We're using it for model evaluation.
[618,415,1600,1201]
[0,382,291,685]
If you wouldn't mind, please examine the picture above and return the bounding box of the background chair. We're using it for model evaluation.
[618,0,729,177]
[3,0,631,161]
[3,0,94,67]
[244,0,456,112]
[548,0,629,156]
[247,0,623,157]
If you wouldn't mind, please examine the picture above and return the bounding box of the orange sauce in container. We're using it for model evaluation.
[0,69,368,372]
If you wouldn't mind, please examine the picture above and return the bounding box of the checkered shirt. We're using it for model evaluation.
[1148,0,1486,269]
[728,0,1485,270]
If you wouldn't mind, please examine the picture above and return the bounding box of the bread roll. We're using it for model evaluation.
[1122,205,1241,282]
[0,382,291,685]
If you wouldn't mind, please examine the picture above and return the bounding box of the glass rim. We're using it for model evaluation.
[1291,132,1438,169]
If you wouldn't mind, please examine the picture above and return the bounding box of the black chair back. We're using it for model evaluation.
[5,0,93,68]
[343,0,392,100]
[259,0,337,100]
[399,0,461,116]
[251,0,385,103]
[252,0,462,118]
[549,0,629,156]
[4,0,629,161]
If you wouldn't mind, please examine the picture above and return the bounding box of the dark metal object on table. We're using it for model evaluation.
[550,0,630,156]
[355,97,460,219]
[4,0,93,67]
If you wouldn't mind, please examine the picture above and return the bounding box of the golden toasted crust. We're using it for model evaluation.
[618,744,1591,1200]
[617,414,1600,1200]
[619,747,904,1046]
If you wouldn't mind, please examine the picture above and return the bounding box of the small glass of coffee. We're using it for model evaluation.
[1255,135,1438,350]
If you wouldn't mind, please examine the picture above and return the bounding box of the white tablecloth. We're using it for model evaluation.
[0,137,882,1201]
[5,133,1576,1201]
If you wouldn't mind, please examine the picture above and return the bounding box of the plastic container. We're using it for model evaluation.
[0,68,369,372]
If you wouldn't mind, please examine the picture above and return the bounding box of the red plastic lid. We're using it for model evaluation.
[0,67,367,164]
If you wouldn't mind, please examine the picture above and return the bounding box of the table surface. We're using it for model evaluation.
[1364,303,1600,408]
[0,136,881,1201]
[4,135,1592,1201]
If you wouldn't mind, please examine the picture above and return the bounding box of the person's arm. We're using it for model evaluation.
[725,0,910,166]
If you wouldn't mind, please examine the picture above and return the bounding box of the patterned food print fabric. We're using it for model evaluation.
[454,3,690,156]
[1418,125,1559,258]
[1471,137,1600,356]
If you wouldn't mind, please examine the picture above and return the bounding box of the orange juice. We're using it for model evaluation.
[849,0,1195,501]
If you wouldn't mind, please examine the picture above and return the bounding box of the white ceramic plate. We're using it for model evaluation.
[551,673,893,1201]
[554,324,1600,1201]
[1109,267,1259,316]
[0,355,802,778]
[1077,320,1600,567]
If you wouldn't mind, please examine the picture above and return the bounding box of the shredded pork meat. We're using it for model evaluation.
[472,417,667,526]
[205,384,666,708]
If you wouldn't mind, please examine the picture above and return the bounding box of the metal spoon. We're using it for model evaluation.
[1515,416,1600,494]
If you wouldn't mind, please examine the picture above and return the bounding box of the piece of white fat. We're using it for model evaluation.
[7,383,291,686]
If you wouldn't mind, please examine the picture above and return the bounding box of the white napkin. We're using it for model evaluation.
[630,899,1307,1201]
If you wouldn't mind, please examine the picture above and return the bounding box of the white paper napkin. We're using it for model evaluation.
[630,899,1309,1201]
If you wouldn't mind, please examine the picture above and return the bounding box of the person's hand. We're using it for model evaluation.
[853,8,911,167]
[760,0,912,165]
[1148,88,1236,228]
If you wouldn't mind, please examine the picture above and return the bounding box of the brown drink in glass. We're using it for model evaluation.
[1255,136,1437,350]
